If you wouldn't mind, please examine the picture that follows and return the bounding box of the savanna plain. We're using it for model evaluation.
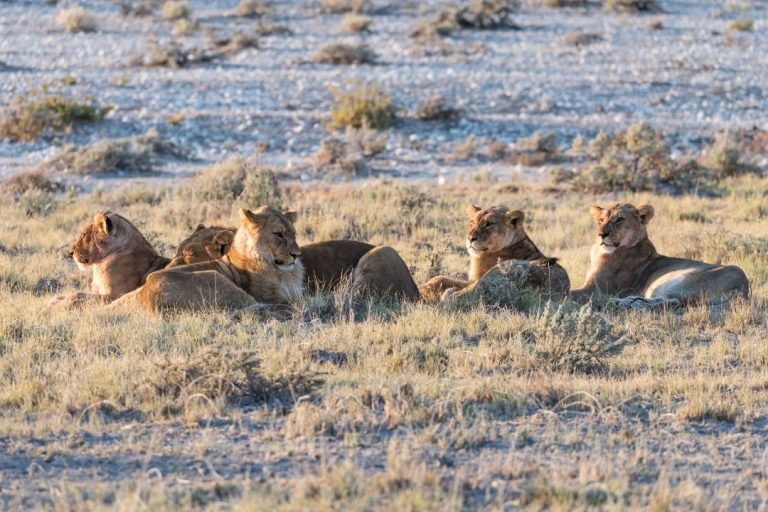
[2,0,768,510]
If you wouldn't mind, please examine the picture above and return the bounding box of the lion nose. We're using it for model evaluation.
[599,231,609,239]
[469,234,478,242]
[291,251,301,259]
[68,250,74,258]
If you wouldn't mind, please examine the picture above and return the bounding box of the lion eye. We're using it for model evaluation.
[615,218,624,224]
[273,232,284,239]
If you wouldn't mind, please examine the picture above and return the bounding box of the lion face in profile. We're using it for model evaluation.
[234,206,301,272]
[465,204,526,256]
[70,211,141,269]
[167,225,235,268]
[589,203,654,252]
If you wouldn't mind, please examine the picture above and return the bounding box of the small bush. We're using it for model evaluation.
[129,41,218,68]
[312,43,376,65]
[192,156,282,208]
[161,1,190,20]
[506,131,559,166]
[703,131,750,179]
[312,138,364,174]
[173,18,198,36]
[117,1,154,16]
[572,123,715,194]
[341,14,372,33]
[2,170,62,197]
[0,92,110,142]
[38,128,184,175]
[541,0,587,6]
[415,96,462,121]
[525,303,630,373]
[604,0,661,12]
[321,0,365,14]
[329,84,396,130]
[208,30,259,55]
[57,6,97,32]
[235,0,269,17]
[727,18,754,32]
[559,31,602,46]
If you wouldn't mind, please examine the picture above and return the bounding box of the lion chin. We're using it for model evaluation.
[467,245,484,257]
[276,261,296,272]
[75,260,90,271]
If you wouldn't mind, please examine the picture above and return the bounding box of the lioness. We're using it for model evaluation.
[171,225,420,300]
[49,211,170,309]
[420,205,570,303]
[570,203,750,307]
[130,206,303,313]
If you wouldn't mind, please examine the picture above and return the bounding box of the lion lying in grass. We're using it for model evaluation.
[170,225,420,300]
[49,211,171,309]
[570,203,750,308]
[420,205,570,304]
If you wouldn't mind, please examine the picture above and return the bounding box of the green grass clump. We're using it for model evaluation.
[0,93,111,142]
[329,84,396,130]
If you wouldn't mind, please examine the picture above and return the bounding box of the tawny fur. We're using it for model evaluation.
[173,226,420,301]
[49,212,169,309]
[420,204,570,303]
[570,203,750,304]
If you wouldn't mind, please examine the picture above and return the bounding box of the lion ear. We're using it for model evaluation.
[94,212,113,235]
[212,230,235,256]
[590,205,603,221]
[466,204,482,219]
[239,208,263,228]
[194,223,206,232]
[283,209,298,224]
[637,204,654,225]
[505,210,525,226]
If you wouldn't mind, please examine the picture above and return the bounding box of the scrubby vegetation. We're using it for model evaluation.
[161,0,190,20]
[56,6,97,33]
[0,92,111,142]
[415,96,463,121]
[329,83,396,130]
[190,156,282,212]
[341,13,372,33]
[36,128,185,175]
[235,0,269,18]
[311,43,376,65]
[604,0,661,12]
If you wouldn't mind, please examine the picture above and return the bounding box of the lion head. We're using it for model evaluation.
[465,204,527,256]
[70,211,149,270]
[589,203,654,252]
[233,206,301,272]
[167,224,235,268]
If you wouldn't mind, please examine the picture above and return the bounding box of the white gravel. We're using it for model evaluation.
[1,0,766,186]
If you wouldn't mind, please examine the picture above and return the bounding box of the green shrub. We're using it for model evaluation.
[0,93,111,142]
[329,84,396,130]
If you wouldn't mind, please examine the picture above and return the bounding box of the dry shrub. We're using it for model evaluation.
[161,0,190,20]
[117,1,154,16]
[559,31,602,46]
[0,92,110,142]
[702,131,750,179]
[341,14,372,33]
[525,303,630,373]
[321,0,366,14]
[313,127,386,174]
[2,169,62,197]
[329,84,396,130]
[541,0,587,6]
[312,43,376,65]
[570,123,715,194]
[38,128,184,175]
[414,0,518,38]
[415,96,462,121]
[506,131,559,166]
[173,18,198,36]
[191,156,282,208]
[604,0,661,12]
[728,19,754,32]
[129,41,219,68]
[208,30,259,55]
[235,0,269,17]
[144,347,322,416]
[57,6,97,32]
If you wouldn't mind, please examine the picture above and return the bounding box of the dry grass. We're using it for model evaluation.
[727,18,754,32]
[329,83,396,130]
[321,0,366,14]
[560,30,602,46]
[2,175,768,507]
[311,43,376,65]
[0,91,111,142]
[604,0,661,12]
[56,6,97,33]
[235,0,269,17]
[415,96,463,121]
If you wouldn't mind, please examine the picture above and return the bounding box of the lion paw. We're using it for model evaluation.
[439,287,459,303]
[608,296,680,311]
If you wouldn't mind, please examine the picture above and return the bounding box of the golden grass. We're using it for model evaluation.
[3,177,768,508]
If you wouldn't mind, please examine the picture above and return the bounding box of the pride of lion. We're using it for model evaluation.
[51,200,749,315]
